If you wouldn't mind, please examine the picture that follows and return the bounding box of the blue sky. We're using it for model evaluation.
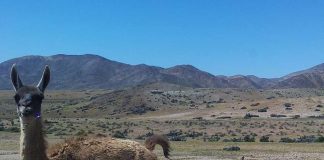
[0,0,323,78]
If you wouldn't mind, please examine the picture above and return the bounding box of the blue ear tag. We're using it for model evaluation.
[35,112,41,119]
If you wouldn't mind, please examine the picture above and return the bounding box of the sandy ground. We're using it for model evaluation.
[1,151,324,160]
[0,151,18,160]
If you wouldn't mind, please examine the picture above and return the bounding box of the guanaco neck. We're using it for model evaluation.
[20,116,48,160]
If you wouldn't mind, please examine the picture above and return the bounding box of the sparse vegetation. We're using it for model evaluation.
[1,88,324,159]
[258,107,268,112]
[244,113,259,119]
[223,146,240,151]
[260,136,270,142]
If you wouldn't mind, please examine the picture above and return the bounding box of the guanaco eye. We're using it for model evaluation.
[40,94,44,99]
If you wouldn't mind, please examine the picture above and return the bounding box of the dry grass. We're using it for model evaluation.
[1,88,324,159]
[1,136,324,160]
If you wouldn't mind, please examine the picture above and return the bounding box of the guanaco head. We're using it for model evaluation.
[11,64,50,119]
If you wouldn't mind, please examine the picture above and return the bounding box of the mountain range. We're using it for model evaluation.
[0,54,323,90]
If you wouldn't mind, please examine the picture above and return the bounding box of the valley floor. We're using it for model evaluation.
[1,137,324,160]
[1,88,324,159]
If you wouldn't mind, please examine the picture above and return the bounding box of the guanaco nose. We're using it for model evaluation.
[18,95,33,117]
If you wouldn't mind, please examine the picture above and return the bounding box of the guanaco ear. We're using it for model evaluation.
[37,65,50,92]
[11,64,23,91]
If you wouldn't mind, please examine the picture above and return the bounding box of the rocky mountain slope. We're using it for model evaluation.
[0,54,323,89]
[275,63,324,88]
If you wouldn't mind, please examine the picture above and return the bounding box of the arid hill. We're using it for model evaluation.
[0,54,323,89]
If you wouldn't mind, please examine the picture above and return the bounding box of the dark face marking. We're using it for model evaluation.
[10,64,50,118]
[14,86,44,118]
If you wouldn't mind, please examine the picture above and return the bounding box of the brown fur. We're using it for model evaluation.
[19,118,171,160]
[145,135,171,159]
[48,136,170,160]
